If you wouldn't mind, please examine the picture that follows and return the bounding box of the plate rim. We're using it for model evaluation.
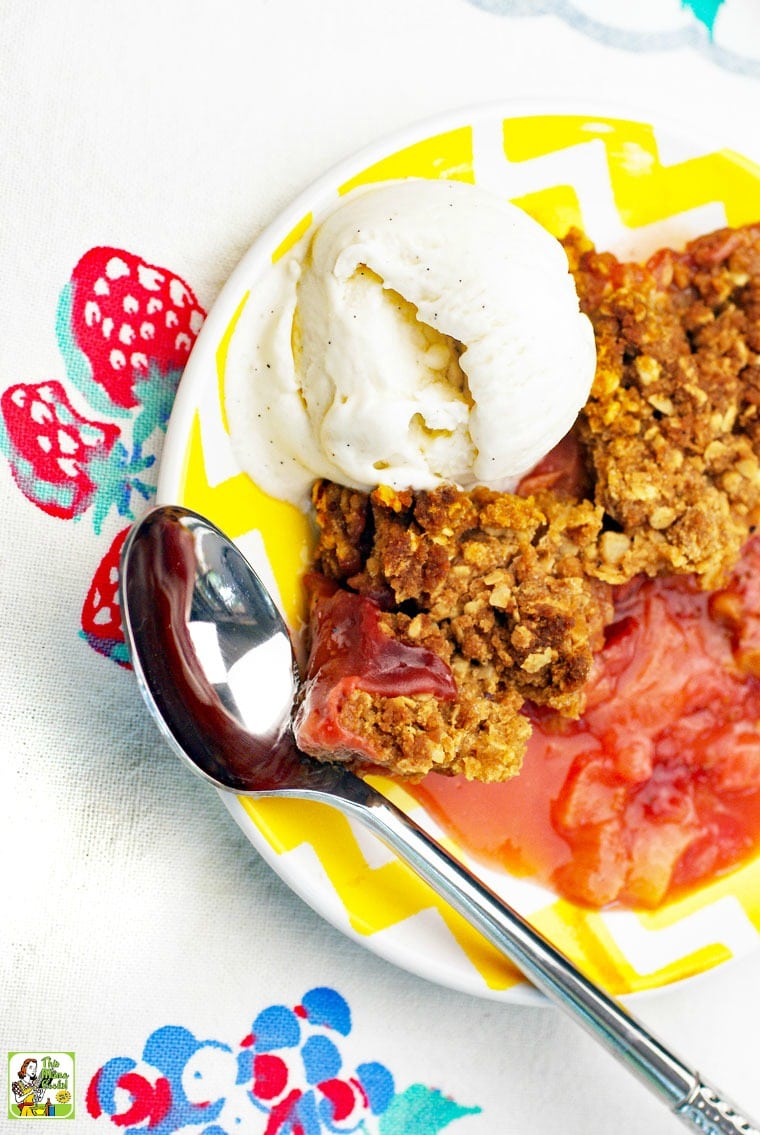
[159,92,748,497]
[157,96,760,1005]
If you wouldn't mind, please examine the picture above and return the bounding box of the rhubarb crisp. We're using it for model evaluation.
[293,222,760,786]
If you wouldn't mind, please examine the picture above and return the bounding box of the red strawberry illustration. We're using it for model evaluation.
[80,526,131,667]
[0,381,153,532]
[57,248,205,446]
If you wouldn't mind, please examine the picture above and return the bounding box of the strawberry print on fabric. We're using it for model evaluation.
[80,526,132,667]
[86,987,480,1134]
[0,244,206,669]
[56,247,205,452]
[0,381,153,532]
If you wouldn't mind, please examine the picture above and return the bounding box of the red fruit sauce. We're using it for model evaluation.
[295,581,456,762]
[411,534,760,909]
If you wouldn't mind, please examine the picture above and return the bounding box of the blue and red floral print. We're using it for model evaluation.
[86,987,480,1134]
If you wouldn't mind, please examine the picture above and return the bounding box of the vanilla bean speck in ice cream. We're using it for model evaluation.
[226,178,596,506]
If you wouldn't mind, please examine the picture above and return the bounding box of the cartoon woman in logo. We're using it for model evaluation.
[12,1059,47,1117]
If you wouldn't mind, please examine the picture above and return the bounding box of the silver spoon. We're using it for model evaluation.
[120,503,757,1135]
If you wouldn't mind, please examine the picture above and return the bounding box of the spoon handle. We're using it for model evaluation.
[676,1082,760,1135]
[327,778,759,1134]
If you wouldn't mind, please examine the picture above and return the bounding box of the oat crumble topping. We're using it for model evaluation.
[295,222,760,782]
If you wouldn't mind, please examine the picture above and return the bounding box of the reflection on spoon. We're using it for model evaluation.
[120,504,758,1135]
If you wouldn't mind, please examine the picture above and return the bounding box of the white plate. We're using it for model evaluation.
[159,100,760,1003]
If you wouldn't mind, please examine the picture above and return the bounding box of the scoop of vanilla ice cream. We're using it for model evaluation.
[227,178,596,505]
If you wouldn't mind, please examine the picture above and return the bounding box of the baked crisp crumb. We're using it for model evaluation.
[299,480,612,782]
[294,221,760,782]
[566,223,760,588]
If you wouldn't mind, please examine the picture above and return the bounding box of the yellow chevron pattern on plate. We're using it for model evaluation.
[501,115,760,229]
[168,108,760,1000]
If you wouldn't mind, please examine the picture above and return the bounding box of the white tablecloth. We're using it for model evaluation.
[3,2,760,1132]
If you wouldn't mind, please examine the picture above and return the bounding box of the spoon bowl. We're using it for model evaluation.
[120,503,758,1135]
[121,505,353,797]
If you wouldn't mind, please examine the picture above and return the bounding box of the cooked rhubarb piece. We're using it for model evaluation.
[415,534,760,908]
